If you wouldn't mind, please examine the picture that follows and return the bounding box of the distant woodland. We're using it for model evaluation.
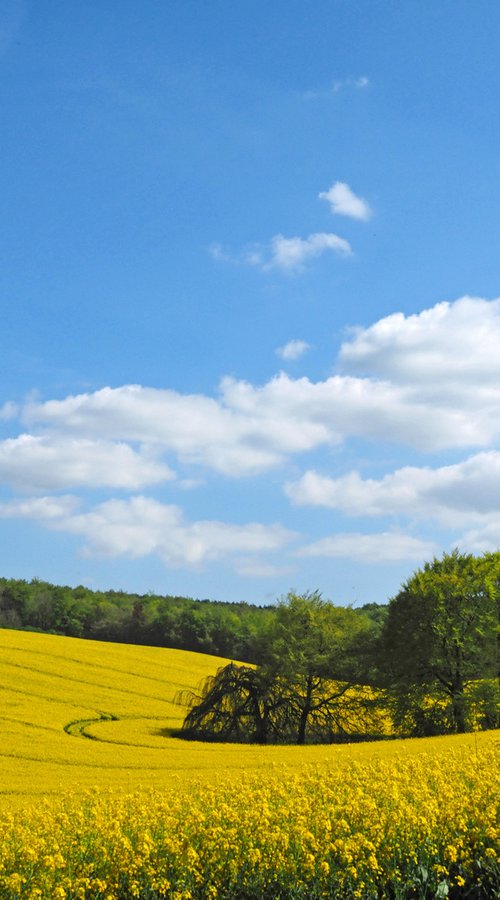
[0,575,385,663]
[0,576,291,663]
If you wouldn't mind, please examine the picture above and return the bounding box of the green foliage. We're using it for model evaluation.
[381,549,500,735]
[178,592,386,745]
[0,576,276,663]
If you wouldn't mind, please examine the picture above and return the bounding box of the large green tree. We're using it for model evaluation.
[177,592,382,745]
[262,591,376,743]
[381,550,500,734]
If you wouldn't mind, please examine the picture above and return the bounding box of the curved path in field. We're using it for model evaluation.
[64,711,118,740]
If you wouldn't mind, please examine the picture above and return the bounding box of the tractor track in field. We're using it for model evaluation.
[64,711,119,740]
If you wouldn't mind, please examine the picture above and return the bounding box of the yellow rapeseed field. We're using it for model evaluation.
[0,627,498,898]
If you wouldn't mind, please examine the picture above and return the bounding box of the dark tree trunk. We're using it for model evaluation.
[254,706,269,744]
[297,673,313,745]
[451,677,466,733]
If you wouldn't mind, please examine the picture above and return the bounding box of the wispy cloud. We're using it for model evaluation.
[0,495,80,521]
[276,340,311,361]
[0,401,18,421]
[208,242,233,263]
[235,560,297,578]
[298,531,437,564]
[212,232,352,274]
[255,232,352,273]
[303,76,369,99]
[332,76,370,93]
[319,182,372,221]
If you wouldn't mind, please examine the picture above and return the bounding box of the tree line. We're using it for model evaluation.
[0,577,281,662]
[1,549,498,741]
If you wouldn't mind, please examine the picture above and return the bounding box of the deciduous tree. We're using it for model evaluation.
[177,592,383,744]
[381,550,499,734]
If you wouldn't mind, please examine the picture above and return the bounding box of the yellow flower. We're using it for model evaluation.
[445,844,458,863]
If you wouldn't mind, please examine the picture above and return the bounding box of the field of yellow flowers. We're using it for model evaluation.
[0,627,498,898]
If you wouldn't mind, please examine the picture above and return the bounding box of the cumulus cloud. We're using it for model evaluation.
[287,450,500,560]
[319,182,372,221]
[340,296,500,383]
[23,377,409,474]
[298,531,437,564]
[25,384,288,476]
[7,294,500,577]
[16,296,500,483]
[0,494,295,569]
[0,435,173,492]
[275,340,311,361]
[285,452,500,526]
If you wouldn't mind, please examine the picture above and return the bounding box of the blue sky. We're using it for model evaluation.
[2,0,500,605]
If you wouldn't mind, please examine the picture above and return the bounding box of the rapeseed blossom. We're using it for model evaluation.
[0,735,497,898]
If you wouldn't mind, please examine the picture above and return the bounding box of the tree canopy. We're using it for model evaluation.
[177,592,385,744]
[381,549,500,734]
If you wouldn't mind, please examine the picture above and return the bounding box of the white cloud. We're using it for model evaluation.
[458,519,500,554]
[235,560,297,578]
[304,77,369,99]
[298,531,437,564]
[177,477,204,490]
[319,182,372,221]
[286,451,500,526]
[276,340,311,361]
[0,495,80,521]
[18,297,500,481]
[209,232,352,275]
[332,76,370,92]
[340,296,500,384]
[67,498,294,565]
[7,294,500,578]
[0,401,18,421]
[208,242,233,263]
[219,370,487,453]
[287,450,500,560]
[211,232,351,273]
[0,494,295,569]
[0,434,173,492]
[252,232,352,273]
